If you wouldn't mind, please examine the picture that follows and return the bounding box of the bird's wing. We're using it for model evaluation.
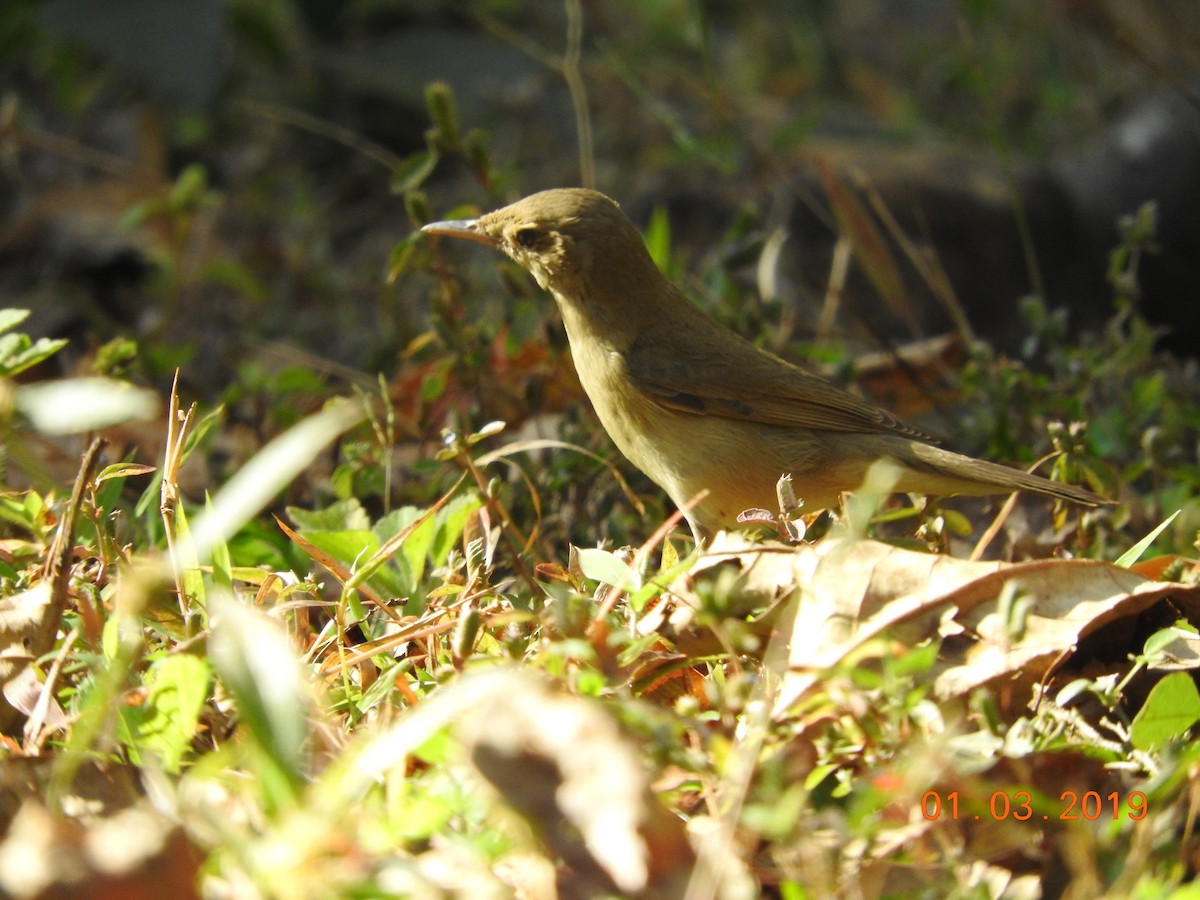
[624,334,934,440]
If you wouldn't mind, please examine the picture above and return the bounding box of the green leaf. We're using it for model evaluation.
[210,594,312,804]
[355,662,409,715]
[288,498,372,532]
[629,544,695,612]
[1129,671,1200,751]
[186,399,366,563]
[424,82,459,150]
[1115,509,1181,568]
[200,257,269,302]
[374,506,435,594]
[174,498,206,613]
[467,420,506,445]
[419,362,450,403]
[804,762,838,792]
[430,493,484,566]
[296,528,407,600]
[1054,678,1094,707]
[661,538,679,572]
[168,162,211,212]
[939,508,975,538]
[208,494,234,593]
[1144,623,1196,658]
[95,462,158,485]
[576,547,641,592]
[886,640,941,678]
[299,529,380,566]
[386,234,419,284]
[0,335,69,378]
[644,205,672,274]
[390,149,438,194]
[0,309,31,333]
[134,654,213,773]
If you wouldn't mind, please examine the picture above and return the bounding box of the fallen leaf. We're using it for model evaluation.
[455,669,696,897]
[665,535,1200,714]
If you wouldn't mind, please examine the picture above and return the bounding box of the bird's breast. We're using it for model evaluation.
[554,295,847,531]
[562,326,774,524]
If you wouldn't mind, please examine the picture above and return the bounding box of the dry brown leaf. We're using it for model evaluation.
[1,667,67,736]
[815,157,920,337]
[455,669,696,897]
[932,559,1188,698]
[0,584,54,696]
[272,515,386,610]
[0,800,200,899]
[0,757,195,898]
[672,535,1200,713]
[851,333,966,420]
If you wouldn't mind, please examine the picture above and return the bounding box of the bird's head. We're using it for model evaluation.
[421,188,655,304]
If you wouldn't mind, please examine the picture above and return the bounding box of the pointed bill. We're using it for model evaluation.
[421,218,497,246]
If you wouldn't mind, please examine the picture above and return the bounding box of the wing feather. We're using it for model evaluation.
[624,331,933,441]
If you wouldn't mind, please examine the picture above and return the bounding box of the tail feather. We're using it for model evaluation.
[904,442,1110,506]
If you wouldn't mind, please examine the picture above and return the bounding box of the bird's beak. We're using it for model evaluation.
[420,218,498,247]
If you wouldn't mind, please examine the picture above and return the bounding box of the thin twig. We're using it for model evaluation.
[240,99,407,172]
[160,371,196,620]
[456,449,542,594]
[857,172,976,345]
[473,2,595,187]
[562,0,594,188]
[24,629,80,754]
[6,122,135,178]
[970,449,1063,561]
[39,437,106,664]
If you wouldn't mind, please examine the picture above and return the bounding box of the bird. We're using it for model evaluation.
[421,188,1108,543]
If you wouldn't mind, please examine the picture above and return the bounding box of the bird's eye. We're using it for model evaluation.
[514,228,540,248]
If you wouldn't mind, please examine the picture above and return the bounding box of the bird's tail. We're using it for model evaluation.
[903,442,1110,506]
